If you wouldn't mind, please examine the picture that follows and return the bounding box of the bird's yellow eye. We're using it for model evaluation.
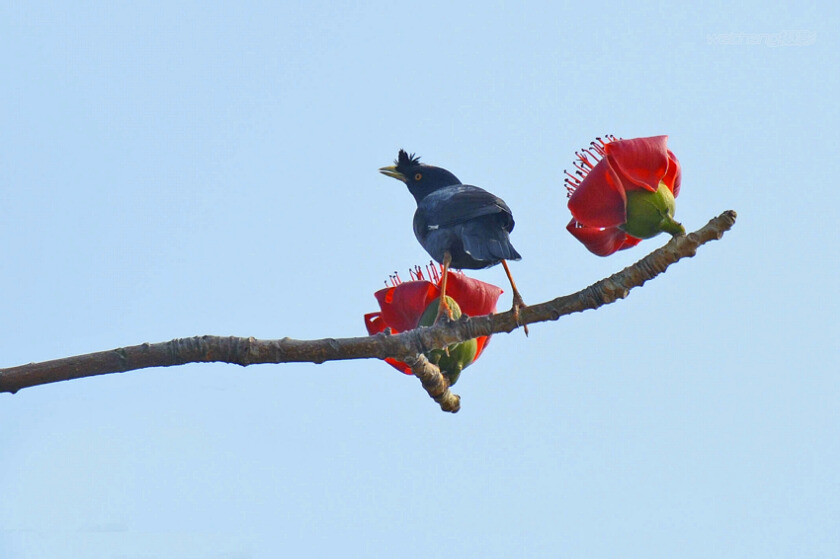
[414,173,423,181]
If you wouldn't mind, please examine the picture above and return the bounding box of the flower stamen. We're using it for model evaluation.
[384,263,452,286]
[564,135,620,198]
[428,261,441,283]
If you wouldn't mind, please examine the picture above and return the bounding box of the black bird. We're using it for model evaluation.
[379,150,526,331]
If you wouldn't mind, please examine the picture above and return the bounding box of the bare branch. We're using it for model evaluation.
[1,210,737,411]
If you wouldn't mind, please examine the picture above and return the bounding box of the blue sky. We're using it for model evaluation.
[1,2,838,558]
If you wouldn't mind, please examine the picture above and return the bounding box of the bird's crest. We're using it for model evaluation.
[396,149,421,170]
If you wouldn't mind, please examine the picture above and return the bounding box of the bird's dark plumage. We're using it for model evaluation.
[379,149,521,270]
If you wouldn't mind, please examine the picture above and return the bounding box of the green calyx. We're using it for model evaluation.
[619,181,686,239]
[418,296,478,385]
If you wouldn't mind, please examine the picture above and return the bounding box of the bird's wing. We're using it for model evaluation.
[418,185,515,231]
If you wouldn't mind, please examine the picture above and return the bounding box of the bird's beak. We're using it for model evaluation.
[378,165,406,182]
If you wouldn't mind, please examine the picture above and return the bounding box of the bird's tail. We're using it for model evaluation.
[462,227,521,264]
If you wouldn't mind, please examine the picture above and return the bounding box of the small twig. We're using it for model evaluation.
[405,354,460,413]
[0,210,737,411]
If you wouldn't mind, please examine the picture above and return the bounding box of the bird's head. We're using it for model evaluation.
[379,149,461,203]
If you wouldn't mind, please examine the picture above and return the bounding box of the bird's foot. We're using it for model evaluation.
[434,297,454,325]
[433,298,454,356]
[511,293,528,337]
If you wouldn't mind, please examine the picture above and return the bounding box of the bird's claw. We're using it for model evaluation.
[511,294,528,336]
[434,298,454,325]
[432,298,454,356]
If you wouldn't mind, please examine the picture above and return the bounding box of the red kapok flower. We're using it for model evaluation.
[364,264,503,379]
[565,135,685,256]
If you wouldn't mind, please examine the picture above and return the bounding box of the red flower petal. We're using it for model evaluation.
[384,357,413,375]
[665,149,681,198]
[604,136,670,193]
[474,336,491,360]
[364,312,386,335]
[566,218,642,257]
[567,158,628,228]
[364,313,412,374]
[374,281,439,333]
[445,272,503,317]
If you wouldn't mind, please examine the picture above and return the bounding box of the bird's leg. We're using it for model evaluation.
[501,260,528,336]
[434,252,454,324]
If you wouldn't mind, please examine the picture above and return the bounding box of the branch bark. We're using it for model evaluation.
[1,210,737,412]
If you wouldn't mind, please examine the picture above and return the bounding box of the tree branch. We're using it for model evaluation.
[0,210,737,412]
